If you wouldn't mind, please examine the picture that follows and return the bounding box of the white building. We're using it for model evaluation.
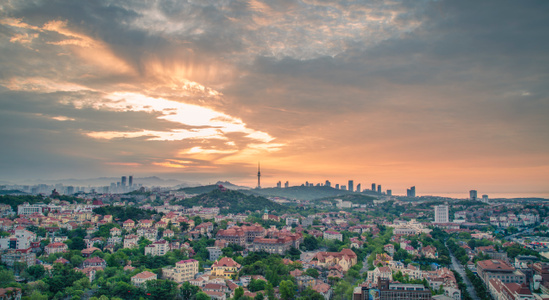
[162,259,199,283]
[434,205,449,223]
[145,239,169,256]
[323,230,343,241]
[0,227,36,250]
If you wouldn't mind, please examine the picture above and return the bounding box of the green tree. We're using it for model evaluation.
[0,269,15,287]
[145,280,178,300]
[234,287,244,300]
[29,290,48,300]
[25,265,46,281]
[304,268,319,278]
[249,279,267,292]
[279,280,296,300]
[180,281,199,300]
[195,292,210,300]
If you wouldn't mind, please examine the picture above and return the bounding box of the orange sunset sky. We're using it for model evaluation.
[0,1,548,197]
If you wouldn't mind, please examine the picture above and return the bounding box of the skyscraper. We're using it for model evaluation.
[407,186,416,197]
[284,181,289,188]
[371,183,376,191]
[257,162,261,189]
[434,205,449,223]
[377,185,382,194]
[356,183,361,192]
[470,190,478,200]
[129,175,133,187]
[276,181,281,188]
[335,184,339,190]
[387,189,392,196]
[121,176,127,187]
[348,180,354,193]
[325,180,331,187]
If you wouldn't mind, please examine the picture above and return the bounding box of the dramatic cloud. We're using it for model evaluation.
[0,0,548,196]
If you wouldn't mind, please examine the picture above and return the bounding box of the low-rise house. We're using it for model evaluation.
[123,234,139,249]
[132,271,157,287]
[211,257,241,279]
[110,227,122,236]
[311,249,357,272]
[0,287,22,300]
[323,230,343,241]
[123,219,135,229]
[81,247,101,257]
[312,283,332,300]
[45,242,68,255]
[82,257,107,269]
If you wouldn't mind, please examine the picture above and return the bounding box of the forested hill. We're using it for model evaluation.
[318,193,376,205]
[175,189,288,214]
[243,185,377,201]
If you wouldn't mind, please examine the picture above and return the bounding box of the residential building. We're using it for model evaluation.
[145,240,169,256]
[132,271,157,287]
[477,260,526,284]
[0,250,35,268]
[207,246,222,261]
[162,259,199,283]
[123,219,135,229]
[252,237,293,255]
[123,234,139,249]
[323,230,343,241]
[45,242,68,255]
[311,249,358,272]
[0,287,22,300]
[488,279,533,300]
[82,257,107,269]
[434,205,449,223]
[211,257,241,279]
[353,278,432,300]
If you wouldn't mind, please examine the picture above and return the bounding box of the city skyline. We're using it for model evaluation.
[1,1,548,197]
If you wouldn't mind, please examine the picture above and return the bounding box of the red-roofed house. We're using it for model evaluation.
[123,219,135,229]
[132,271,157,287]
[82,256,107,269]
[211,257,241,279]
[45,242,68,255]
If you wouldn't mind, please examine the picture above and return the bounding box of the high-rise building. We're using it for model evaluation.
[356,183,361,193]
[348,180,354,193]
[341,185,347,190]
[276,181,281,188]
[407,186,416,197]
[66,186,74,195]
[371,183,376,191]
[284,181,289,188]
[482,194,489,202]
[434,205,449,223]
[386,189,392,196]
[377,185,382,194]
[470,190,478,201]
[325,180,331,187]
[121,176,127,187]
[335,184,340,190]
[305,181,309,187]
[129,176,133,187]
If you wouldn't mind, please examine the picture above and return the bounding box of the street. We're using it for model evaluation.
[448,243,480,300]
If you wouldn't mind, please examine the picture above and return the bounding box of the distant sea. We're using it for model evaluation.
[418,192,549,200]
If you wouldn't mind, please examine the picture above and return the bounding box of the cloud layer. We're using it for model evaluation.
[1,0,548,195]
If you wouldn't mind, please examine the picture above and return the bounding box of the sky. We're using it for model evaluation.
[0,0,548,197]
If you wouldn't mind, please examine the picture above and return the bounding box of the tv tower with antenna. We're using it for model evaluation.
[257,162,261,189]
